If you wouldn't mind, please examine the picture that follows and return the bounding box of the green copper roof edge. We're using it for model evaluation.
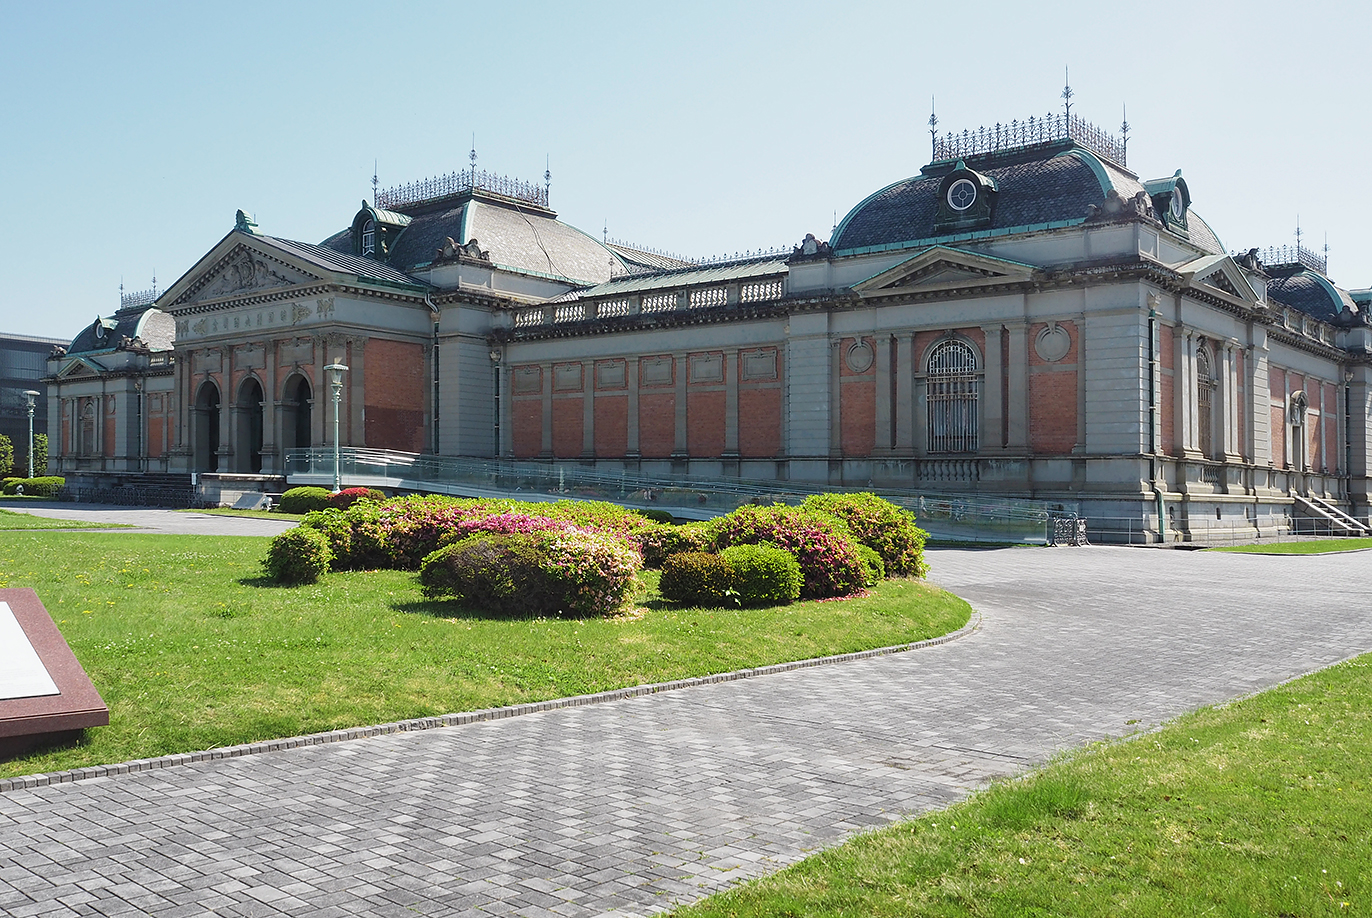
[458,202,475,247]
[833,218,1086,257]
[832,174,916,247]
[1062,148,1113,199]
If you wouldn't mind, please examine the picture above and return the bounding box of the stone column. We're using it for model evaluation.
[540,362,553,458]
[874,335,892,454]
[262,341,279,472]
[582,359,595,457]
[829,338,842,457]
[1006,323,1029,451]
[723,349,739,456]
[672,352,688,457]
[626,358,640,458]
[895,333,914,453]
[980,324,1003,451]
[1175,329,1192,455]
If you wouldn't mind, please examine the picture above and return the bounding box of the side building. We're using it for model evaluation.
[47,114,1372,540]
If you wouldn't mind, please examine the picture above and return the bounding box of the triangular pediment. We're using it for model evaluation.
[853,246,1038,295]
[56,356,107,379]
[1179,254,1258,306]
[161,232,331,310]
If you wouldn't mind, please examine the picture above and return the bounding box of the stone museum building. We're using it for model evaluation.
[46,109,1372,541]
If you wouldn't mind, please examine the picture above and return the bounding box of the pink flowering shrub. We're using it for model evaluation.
[708,504,866,599]
[802,492,929,578]
[327,487,385,510]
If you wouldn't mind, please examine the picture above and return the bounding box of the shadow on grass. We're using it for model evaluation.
[391,598,546,622]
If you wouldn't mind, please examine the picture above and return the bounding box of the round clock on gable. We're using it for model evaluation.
[947,178,978,212]
[1170,189,1184,221]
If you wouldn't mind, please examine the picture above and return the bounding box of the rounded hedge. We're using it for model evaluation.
[718,544,802,606]
[420,527,642,617]
[263,526,333,584]
[2,476,65,496]
[709,504,866,599]
[636,521,713,568]
[279,486,333,515]
[801,492,929,578]
[659,552,736,607]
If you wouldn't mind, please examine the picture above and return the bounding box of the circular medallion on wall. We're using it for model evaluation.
[845,339,875,373]
[1034,323,1071,363]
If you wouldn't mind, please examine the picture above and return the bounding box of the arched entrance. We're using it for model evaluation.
[280,375,313,452]
[193,382,221,472]
[236,378,264,473]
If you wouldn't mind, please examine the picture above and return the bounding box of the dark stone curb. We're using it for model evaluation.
[0,612,981,793]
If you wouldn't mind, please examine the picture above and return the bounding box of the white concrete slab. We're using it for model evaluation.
[0,601,59,700]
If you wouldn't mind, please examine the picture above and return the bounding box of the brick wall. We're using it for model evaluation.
[738,389,780,457]
[1028,321,1079,455]
[364,339,426,452]
[839,337,876,457]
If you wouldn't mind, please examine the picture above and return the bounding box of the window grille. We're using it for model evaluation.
[361,220,376,257]
[926,340,979,453]
[1196,347,1214,459]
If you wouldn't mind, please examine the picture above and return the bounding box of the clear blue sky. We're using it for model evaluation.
[2,0,1367,340]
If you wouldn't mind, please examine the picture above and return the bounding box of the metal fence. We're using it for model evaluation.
[283,448,1064,545]
[58,484,210,509]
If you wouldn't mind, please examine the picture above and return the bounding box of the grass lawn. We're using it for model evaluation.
[0,508,129,530]
[178,508,305,521]
[1210,537,1372,554]
[672,655,1371,918]
[0,532,969,779]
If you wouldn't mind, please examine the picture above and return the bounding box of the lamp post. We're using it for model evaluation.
[324,362,348,492]
[23,390,40,479]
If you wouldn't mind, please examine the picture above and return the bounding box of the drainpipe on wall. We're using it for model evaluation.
[1149,303,1168,543]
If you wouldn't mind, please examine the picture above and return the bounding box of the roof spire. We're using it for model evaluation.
[151,272,157,299]
[928,96,939,159]
[544,155,551,201]
[1295,216,1303,250]
[470,134,478,185]
[1061,66,1074,120]
[1119,103,1130,166]
[603,218,608,244]
[372,160,379,207]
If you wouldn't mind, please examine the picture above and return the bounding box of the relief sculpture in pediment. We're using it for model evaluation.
[188,250,307,304]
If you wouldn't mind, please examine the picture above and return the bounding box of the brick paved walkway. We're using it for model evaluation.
[2,546,1370,917]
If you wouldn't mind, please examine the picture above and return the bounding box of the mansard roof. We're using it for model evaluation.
[323,191,625,286]
[831,142,1224,258]
[66,305,175,355]
[1266,268,1358,323]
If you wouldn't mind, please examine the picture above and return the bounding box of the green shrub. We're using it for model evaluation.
[636,521,714,568]
[659,552,736,607]
[802,492,929,578]
[639,508,676,524]
[263,527,333,584]
[280,486,333,514]
[0,435,12,478]
[30,434,47,477]
[419,533,550,613]
[854,543,885,587]
[2,476,65,497]
[719,544,802,606]
[420,528,642,617]
[709,504,866,599]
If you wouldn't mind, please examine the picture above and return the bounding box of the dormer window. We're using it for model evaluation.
[933,161,998,233]
[1145,170,1190,237]
[361,219,376,257]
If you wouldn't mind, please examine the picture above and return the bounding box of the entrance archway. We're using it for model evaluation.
[280,375,312,452]
[236,378,264,473]
[193,381,221,472]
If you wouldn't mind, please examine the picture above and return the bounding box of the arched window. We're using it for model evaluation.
[926,339,979,453]
[1196,345,1215,459]
[361,219,376,257]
